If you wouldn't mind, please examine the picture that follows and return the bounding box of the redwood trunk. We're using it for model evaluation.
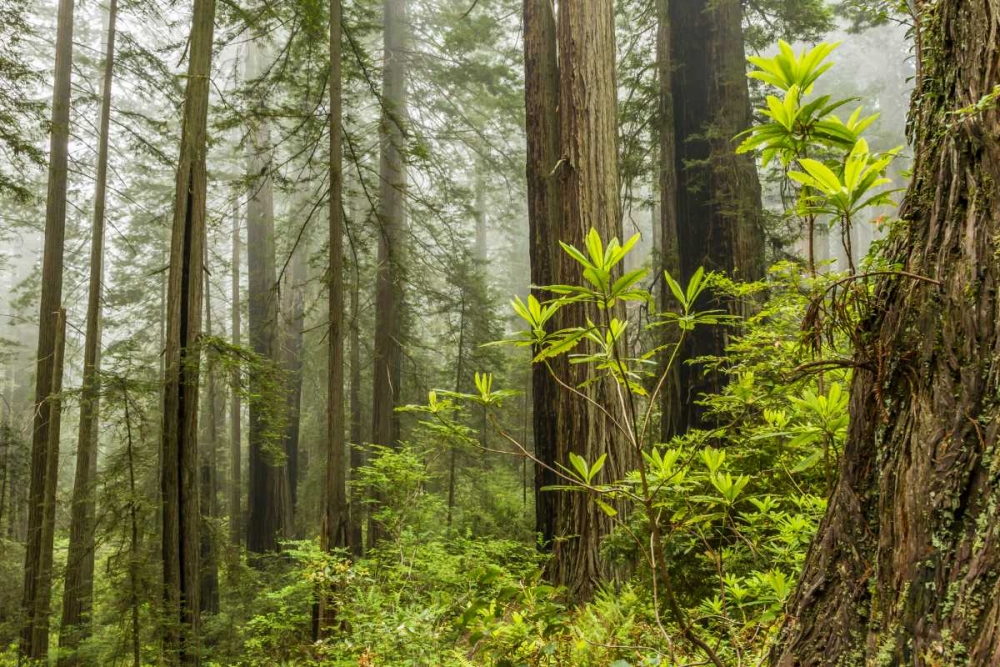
[523,0,560,548]
[245,42,291,556]
[59,0,116,658]
[369,0,407,544]
[655,0,683,441]
[773,2,1000,664]
[160,0,215,659]
[281,232,306,517]
[669,0,764,431]
[348,251,364,555]
[371,0,407,452]
[549,0,635,601]
[229,199,242,545]
[199,265,219,614]
[319,0,349,633]
[21,0,74,652]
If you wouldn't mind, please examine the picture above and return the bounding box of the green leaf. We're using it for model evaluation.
[595,499,618,518]
[588,453,607,483]
[791,450,823,473]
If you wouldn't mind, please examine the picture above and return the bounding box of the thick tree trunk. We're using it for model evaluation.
[229,198,242,545]
[669,0,764,431]
[20,0,75,653]
[772,3,1000,664]
[160,0,215,659]
[369,0,407,545]
[549,0,635,601]
[523,0,560,549]
[245,41,291,556]
[59,0,116,659]
[655,0,683,441]
[371,0,407,453]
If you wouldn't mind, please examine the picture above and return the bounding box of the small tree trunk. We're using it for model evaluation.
[474,160,488,264]
[160,0,215,659]
[446,292,467,529]
[281,231,306,521]
[317,0,349,636]
[348,248,364,555]
[23,310,66,658]
[199,263,219,614]
[59,0,116,659]
[229,197,242,545]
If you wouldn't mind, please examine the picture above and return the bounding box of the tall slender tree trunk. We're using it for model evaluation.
[655,0,683,441]
[773,3,1000,664]
[318,0,349,634]
[59,0,116,659]
[523,0,560,549]
[229,197,242,545]
[474,160,487,264]
[160,0,216,659]
[548,0,634,601]
[20,0,75,652]
[199,263,219,614]
[369,0,407,544]
[669,0,764,431]
[348,248,364,555]
[281,232,306,520]
[22,310,66,659]
[446,292,466,529]
[245,41,290,556]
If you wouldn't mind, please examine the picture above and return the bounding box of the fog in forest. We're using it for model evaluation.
[5,1,999,665]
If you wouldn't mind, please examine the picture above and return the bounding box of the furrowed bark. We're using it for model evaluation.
[773,2,1000,664]
[20,0,75,652]
[160,0,216,659]
[523,0,560,549]
[549,0,637,601]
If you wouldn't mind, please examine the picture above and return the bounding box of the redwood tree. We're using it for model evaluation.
[318,0,349,634]
[245,41,291,556]
[370,0,407,454]
[368,0,408,546]
[668,0,764,432]
[60,0,118,658]
[547,0,636,601]
[20,0,75,653]
[229,199,242,545]
[160,0,216,659]
[772,2,1000,664]
[522,0,560,548]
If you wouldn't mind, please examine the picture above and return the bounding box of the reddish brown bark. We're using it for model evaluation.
[160,0,216,660]
[523,0,560,547]
[548,0,637,601]
[59,0,117,659]
[20,0,75,652]
[773,2,1000,664]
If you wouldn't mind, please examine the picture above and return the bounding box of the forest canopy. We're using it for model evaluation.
[3,0,1000,665]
